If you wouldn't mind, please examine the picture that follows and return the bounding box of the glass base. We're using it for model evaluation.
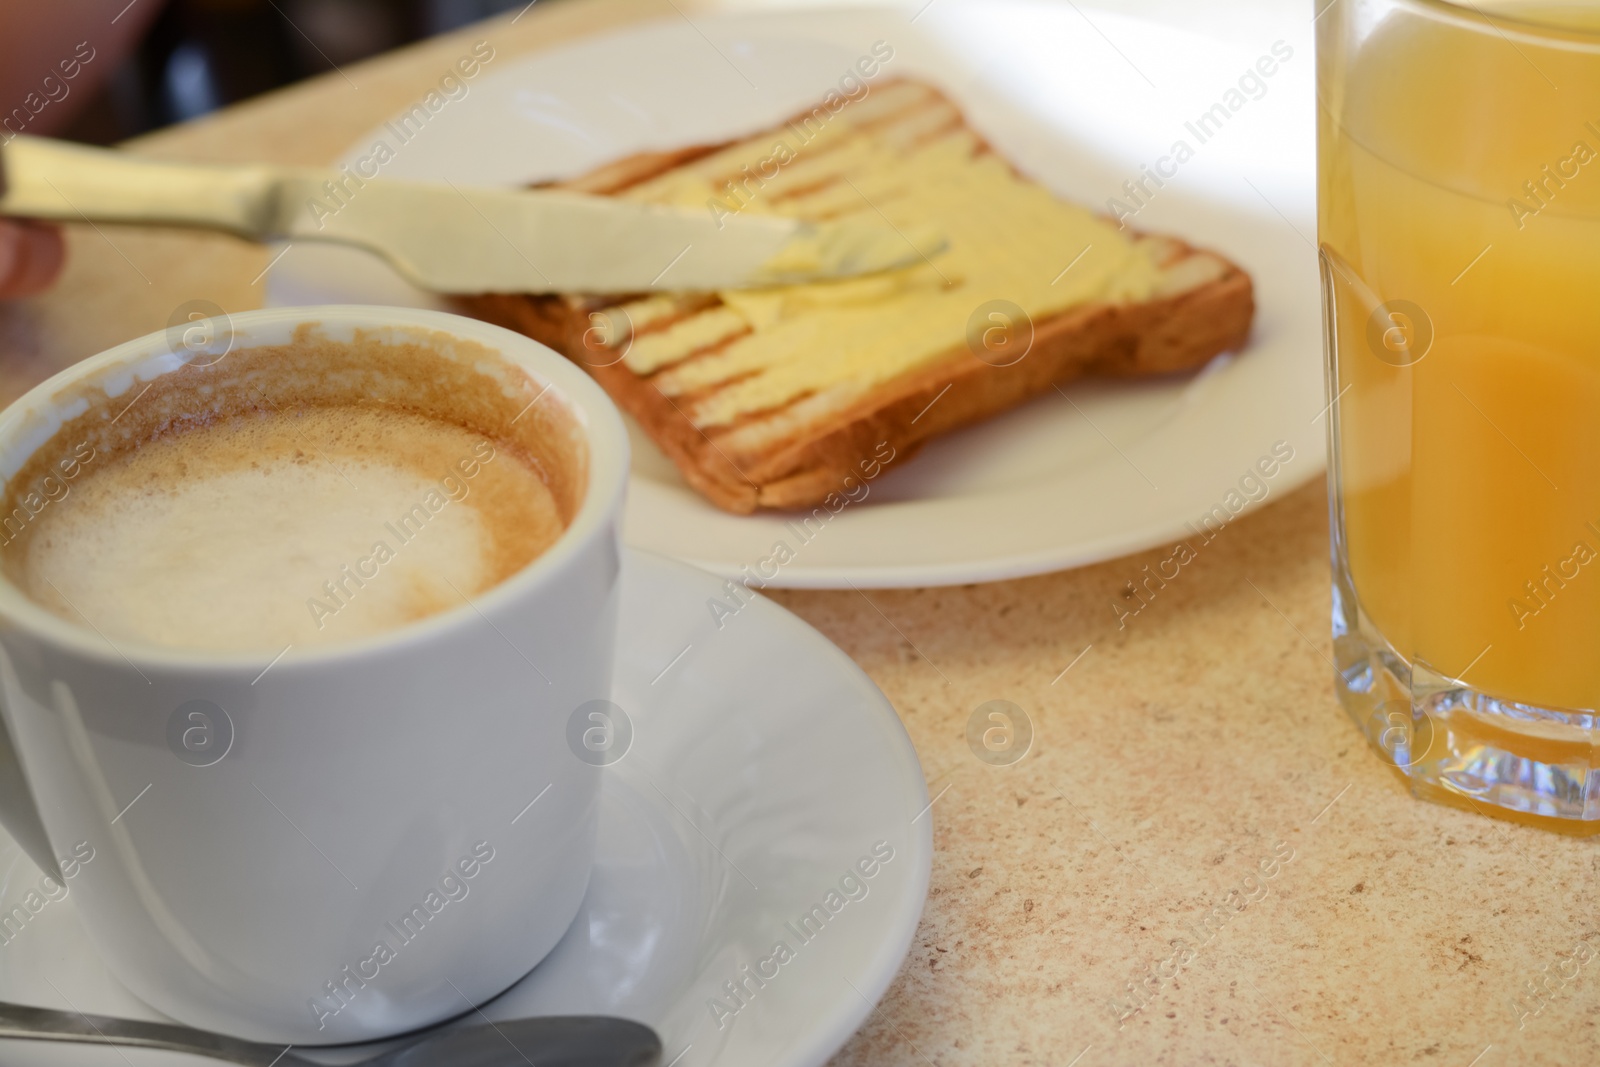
[1333,559,1600,835]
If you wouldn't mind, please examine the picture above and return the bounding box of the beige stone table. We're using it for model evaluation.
[2,2,1594,1064]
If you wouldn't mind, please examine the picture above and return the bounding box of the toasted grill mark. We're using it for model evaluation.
[639,326,751,386]
[624,305,750,376]
[618,294,722,339]
[663,368,773,416]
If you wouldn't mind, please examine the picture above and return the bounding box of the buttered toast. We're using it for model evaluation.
[464,79,1253,514]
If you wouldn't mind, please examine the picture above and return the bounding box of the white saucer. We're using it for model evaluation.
[267,0,1324,588]
[0,549,932,1067]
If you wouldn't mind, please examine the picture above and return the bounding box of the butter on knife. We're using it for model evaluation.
[0,135,946,294]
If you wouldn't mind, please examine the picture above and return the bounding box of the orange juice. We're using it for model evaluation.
[1320,1,1600,826]
[1321,3,1600,713]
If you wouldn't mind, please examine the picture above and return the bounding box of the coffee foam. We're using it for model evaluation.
[0,325,588,653]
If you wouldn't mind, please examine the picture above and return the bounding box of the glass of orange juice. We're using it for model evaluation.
[1319,1,1600,830]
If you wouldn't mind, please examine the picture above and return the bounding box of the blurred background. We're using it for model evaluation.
[11,0,560,145]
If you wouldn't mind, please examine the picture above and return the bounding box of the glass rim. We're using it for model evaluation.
[1384,0,1600,43]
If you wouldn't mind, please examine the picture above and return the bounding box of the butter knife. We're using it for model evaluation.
[0,135,943,294]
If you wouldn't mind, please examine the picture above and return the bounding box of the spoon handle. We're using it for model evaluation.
[0,1000,295,1066]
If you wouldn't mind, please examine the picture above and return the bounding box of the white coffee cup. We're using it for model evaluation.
[0,306,629,1043]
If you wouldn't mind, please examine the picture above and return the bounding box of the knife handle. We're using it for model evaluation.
[0,135,285,240]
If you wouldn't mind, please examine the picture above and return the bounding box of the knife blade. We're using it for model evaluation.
[0,135,945,294]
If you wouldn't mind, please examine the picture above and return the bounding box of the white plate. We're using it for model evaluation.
[0,549,932,1067]
[267,0,1324,587]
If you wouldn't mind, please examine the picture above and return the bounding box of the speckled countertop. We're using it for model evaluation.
[3,2,1595,1064]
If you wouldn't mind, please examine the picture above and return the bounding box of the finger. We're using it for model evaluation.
[0,220,66,299]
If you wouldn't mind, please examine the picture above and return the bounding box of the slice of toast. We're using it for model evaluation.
[462,79,1253,514]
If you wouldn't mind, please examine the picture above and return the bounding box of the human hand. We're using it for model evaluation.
[0,219,65,299]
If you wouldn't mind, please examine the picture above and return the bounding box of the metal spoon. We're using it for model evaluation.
[0,1001,661,1066]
